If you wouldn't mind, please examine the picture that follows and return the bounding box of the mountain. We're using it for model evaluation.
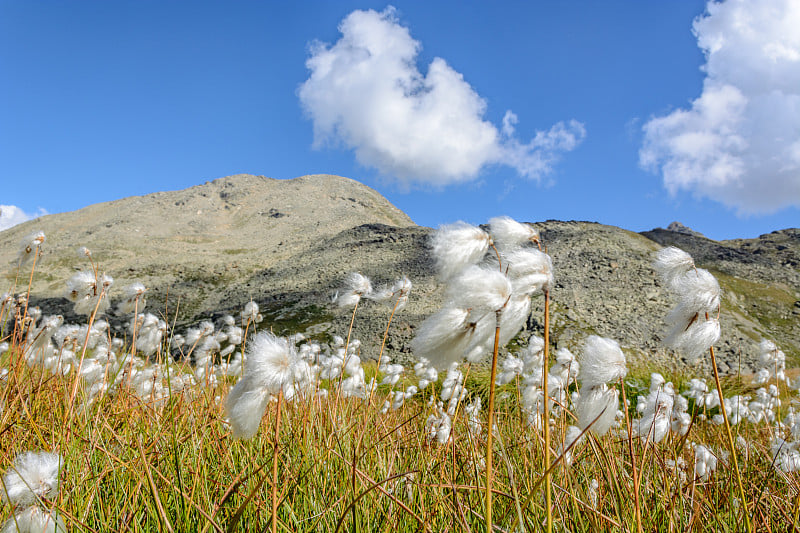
[1,174,797,374]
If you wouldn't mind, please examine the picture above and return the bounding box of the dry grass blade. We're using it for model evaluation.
[136,437,175,533]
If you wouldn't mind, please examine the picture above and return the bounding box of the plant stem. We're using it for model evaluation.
[271,390,284,533]
[709,344,752,533]
[543,288,552,533]
[620,378,644,533]
[130,297,140,358]
[20,248,39,346]
[369,296,400,407]
[65,286,107,427]
[485,309,502,532]
[333,300,360,419]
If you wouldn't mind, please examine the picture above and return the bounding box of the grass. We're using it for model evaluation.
[1,342,798,532]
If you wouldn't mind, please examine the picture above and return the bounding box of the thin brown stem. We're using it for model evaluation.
[369,296,401,407]
[333,300,360,419]
[130,297,140,358]
[543,288,552,533]
[709,344,752,533]
[620,378,644,533]
[64,285,108,443]
[20,247,39,344]
[271,390,284,533]
[485,309,502,532]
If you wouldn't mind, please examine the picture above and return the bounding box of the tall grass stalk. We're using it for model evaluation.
[19,247,40,344]
[620,377,644,533]
[271,391,284,533]
[708,343,752,533]
[484,309,502,531]
[542,287,552,533]
[369,295,401,407]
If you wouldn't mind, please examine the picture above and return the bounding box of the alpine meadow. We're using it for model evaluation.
[0,174,798,532]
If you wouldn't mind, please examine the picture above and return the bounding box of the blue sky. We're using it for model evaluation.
[1,1,798,240]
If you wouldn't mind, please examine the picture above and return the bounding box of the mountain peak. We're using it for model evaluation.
[665,221,706,238]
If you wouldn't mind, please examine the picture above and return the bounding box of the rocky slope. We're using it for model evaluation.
[1,174,797,375]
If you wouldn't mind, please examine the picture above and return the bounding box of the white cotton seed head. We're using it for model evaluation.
[760,339,777,354]
[17,231,46,265]
[496,355,524,385]
[488,216,539,251]
[653,246,694,284]
[496,294,531,348]
[446,265,512,314]
[633,387,674,443]
[502,248,553,294]
[410,307,474,370]
[335,272,373,308]
[669,319,720,362]
[117,282,147,315]
[225,378,270,439]
[431,221,491,281]
[345,272,372,296]
[673,268,720,316]
[649,373,666,392]
[368,276,412,312]
[242,301,260,323]
[1,451,62,507]
[244,332,302,395]
[578,336,627,389]
[694,444,717,480]
[64,271,96,302]
[2,507,66,533]
[577,385,619,436]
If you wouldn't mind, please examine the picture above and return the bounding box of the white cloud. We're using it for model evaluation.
[640,0,800,214]
[0,205,48,232]
[298,7,585,187]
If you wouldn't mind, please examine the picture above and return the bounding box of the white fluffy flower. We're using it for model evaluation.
[431,221,492,281]
[225,382,271,440]
[633,385,674,443]
[116,282,147,315]
[410,306,477,370]
[244,332,308,395]
[414,358,438,390]
[576,384,619,437]
[578,336,627,389]
[694,444,718,480]
[656,248,722,361]
[425,403,452,445]
[334,272,373,308]
[1,506,66,533]
[446,266,512,315]
[368,276,412,312]
[653,246,694,285]
[502,248,553,295]
[1,452,62,507]
[488,216,539,251]
[225,332,310,439]
[17,231,45,266]
[667,318,721,362]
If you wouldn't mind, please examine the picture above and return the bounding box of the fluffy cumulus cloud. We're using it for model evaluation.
[298,7,585,187]
[0,205,47,232]
[640,0,800,213]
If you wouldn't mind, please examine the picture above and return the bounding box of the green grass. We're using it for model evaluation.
[0,343,797,532]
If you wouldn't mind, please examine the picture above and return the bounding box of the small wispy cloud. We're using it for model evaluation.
[640,0,800,214]
[0,205,48,232]
[298,6,585,188]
